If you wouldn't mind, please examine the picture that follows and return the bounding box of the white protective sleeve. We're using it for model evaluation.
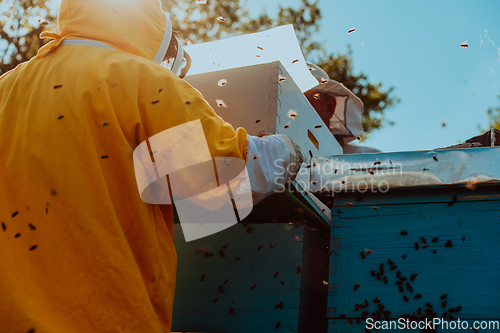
[245,135,293,204]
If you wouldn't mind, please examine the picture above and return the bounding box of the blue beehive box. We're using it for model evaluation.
[310,147,500,333]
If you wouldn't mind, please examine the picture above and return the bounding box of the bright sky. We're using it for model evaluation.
[249,0,500,152]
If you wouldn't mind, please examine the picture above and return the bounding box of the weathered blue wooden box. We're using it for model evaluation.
[172,192,330,333]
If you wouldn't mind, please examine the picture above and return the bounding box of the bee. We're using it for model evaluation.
[101,155,109,159]
[403,295,409,302]
[314,124,322,129]
[472,328,479,332]
[398,285,404,293]
[278,75,287,82]
[255,119,261,124]
[364,299,369,307]
[275,321,281,329]
[223,279,229,285]
[396,270,401,278]
[279,280,284,286]
[402,255,407,260]
[360,251,366,259]
[348,28,356,34]
[433,156,438,162]
[219,250,224,257]
[370,269,376,277]
[414,293,422,299]
[200,274,206,282]
[14,233,21,238]
[445,240,452,248]
[347,318,353,325]
[462,236,465,241]
[395,280,402,286]
[297,266,301,273]
[432,237,439,243]
[346,202,354,207]
[440,294,447,300]
[257,245,263,250]
[354,304,359,311]
[410,273,418,281]
[433,250,437,254]
[449,314,455,321]
[29,245,37,251]
[204,251,214,258]
[417,308,422,315]
[274,301,284,309]
[388,259,394,266]
[376,272,381,280]
[456,305,462,312]
[447,195,458,206]
[216,16,226,22]
[257,46,264,50]
[390,264,397,271]
[460,43,468,49]
[338,314,346,319]
[406,282,414,293]
[246,227,252,233]
[268,242,274,249]
[292,59,299,64]
[274,272,279,279]
[442,300,447,308]
[373,297,380,304]
[379,263,385,274]
[1,222,5,231]
[371,206,379,211]
[400,230,408,236]
[414,242,419,250]
[422,245,429,249]
[359,303,365,309]
[58,115,65,120]
[54,85,63,89]
[383,276,388,284]
[423,168,429,171]
[355,317,361,324]
[185,101,191,105]
[228,308,235,314]
[103,122,109,127]
[12,212,19,218]
[421,237,427,244]
[354,284,360,291]
[218,286,224,293]
[212,297,220,303]
[366,249,373,255]
[425,303,433,308]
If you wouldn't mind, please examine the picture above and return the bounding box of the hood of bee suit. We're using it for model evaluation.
[37,0,170,63]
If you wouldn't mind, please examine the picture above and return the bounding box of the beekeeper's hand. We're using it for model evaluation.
[245,134,304,204]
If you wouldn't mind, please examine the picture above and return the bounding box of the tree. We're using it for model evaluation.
[0,0,56,75]
[317,46,399,138]
[484,95,500,130]
[1,0,398,138]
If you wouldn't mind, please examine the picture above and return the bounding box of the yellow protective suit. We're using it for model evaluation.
[0,0,247,332]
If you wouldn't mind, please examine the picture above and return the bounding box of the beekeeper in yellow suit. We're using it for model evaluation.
[0,0,303,332]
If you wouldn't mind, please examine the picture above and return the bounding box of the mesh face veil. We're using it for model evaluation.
[157,13,191,78]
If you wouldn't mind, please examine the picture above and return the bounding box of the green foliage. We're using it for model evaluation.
[317,46,400,138]
[485,95,500,130]
[0,0,56,75]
